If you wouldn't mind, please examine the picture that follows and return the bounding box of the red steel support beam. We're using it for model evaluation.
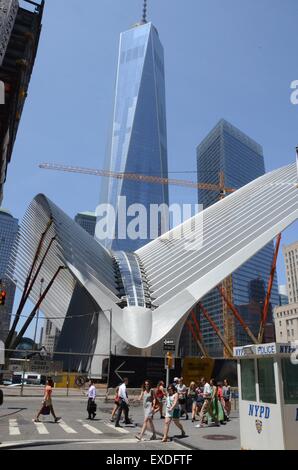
[217,286,258,345]
[187,320,208,357]
[258,233,282,343]
[190,310,209,356]
[6,220,53,348]
[9,266,66,353]
[198,303,234,357]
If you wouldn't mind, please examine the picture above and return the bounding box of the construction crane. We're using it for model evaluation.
[39,163,236,196]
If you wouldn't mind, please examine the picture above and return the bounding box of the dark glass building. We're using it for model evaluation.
[0,208,18,342]
[179,120,279,357]
[75,211,96,237]
[96,19,169,252]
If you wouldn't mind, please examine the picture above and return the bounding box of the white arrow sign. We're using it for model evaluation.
[114,361,135,382]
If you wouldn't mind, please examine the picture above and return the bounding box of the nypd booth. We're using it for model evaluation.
[234,342,298,450]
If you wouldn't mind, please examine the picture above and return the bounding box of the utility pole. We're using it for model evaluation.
[106,309,112,392]
[33,278,44,349]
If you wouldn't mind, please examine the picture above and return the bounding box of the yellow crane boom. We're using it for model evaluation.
[39,163,236,194]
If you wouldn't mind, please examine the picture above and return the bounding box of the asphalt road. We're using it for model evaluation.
[0,395,240,450]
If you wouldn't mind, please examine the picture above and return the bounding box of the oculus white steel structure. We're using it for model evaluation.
[8,163,298,349]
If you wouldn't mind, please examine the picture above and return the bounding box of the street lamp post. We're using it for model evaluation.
[33,278,44,349]
[106,309,112,394]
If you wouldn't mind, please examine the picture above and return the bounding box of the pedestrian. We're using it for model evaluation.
[115,377,132,427]
[222,378,232,420]
[177,377,188,419]
[34,377,60,423]
[135,380,157,441]
[187,381,198,422]
[217,381,227,423]
[208,378,223,425]
[87,379,96,420]
[195,377,213,428]
[172,377,179,390]
[110,385,120,422]
[162,385,186,442]
[195,381,204,417]
[154,380,166,419]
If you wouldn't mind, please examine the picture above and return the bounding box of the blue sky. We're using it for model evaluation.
[6,0,298,339]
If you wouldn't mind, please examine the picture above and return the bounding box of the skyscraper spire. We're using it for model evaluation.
[142,0,147,23]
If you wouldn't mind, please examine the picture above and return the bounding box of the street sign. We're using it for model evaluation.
[108,355,182,388]
[163,339,175,351]
[8,358,63,373]
[29,359,63,373]
[114,361,135,382]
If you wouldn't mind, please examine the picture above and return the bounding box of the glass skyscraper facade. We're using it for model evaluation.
[75,211,96,237]
[0,208,18,342]
[96,20,169,252]
[179,120,279,357]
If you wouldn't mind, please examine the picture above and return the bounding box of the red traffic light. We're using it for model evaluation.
[0,290,6,305]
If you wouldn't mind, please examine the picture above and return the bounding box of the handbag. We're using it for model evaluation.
[88,401,97,413]
[41,404,51,415]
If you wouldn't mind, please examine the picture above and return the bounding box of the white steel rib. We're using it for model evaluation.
[7,163,298,348]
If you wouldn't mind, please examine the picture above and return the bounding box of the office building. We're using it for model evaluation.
[96,14,169,251]
[75,211,96,237]
[274,303,298,342]
[278,285,289,306]
[283,241,298,304]
[42,319,60,357]
[273,242,298,343]
[0,208,18,342]
[179,120,279,357]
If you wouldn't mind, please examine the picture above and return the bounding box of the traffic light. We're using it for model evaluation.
[0,290,6,305]
[166,352,173,369]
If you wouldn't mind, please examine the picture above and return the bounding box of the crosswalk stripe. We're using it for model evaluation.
[105,422,130,434]
[33,422,49,435]
[9,419,20,436]
[58,420,77,434]
[77,420,103,434]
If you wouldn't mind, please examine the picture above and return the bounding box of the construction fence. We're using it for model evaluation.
[0,348,238,407]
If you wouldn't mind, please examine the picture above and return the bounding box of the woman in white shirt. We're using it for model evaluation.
[176,377,188,420]
[162,385,186,442]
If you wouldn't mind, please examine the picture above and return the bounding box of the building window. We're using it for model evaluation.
[257,358,277,404]
[241,359,256,401]
[281,358,298,404]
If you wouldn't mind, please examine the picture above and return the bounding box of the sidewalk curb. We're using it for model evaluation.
[0,439,93,450]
